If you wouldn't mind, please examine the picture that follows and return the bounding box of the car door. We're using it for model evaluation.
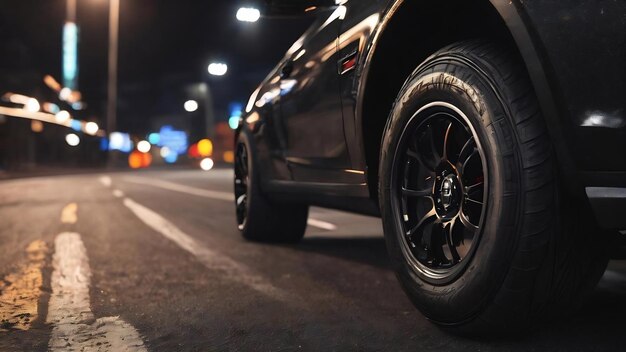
[278,6,351,182]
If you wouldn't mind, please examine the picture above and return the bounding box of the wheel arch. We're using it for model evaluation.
[357,0,573,201]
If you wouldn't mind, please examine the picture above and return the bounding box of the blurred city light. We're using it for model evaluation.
[184,100,198,112]
[59,87,72,101]
[228,102,243,129]
[24,98,40,112]
[63,22,79,89]
[148,133,160,145]
[31,120,44,133]
[188,143,200,158]
[160,146,171,159]
[55,110,71,124]
[228,117,239,129]
[44,75,62,92]
[223,151,235,164]
[236,7,261,22]
[70,120,82,132]
[129,151,152,169]
[197,139,213,157]
[160,146,178,163]
[137,140,151,153]
[65,133,80,147]
[157,126,188,154]
[84,122,99,135]
[208,62,228,76]
[43,102,61,114]
[109,132,133,152]
[200,158,214,171]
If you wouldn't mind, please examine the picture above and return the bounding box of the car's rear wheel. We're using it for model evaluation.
[234,132,308,243]
[378,41,609,334]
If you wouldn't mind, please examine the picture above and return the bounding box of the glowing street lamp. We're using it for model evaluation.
[184,100,198,112]
[208,62,228,76]
[236,7,261,22]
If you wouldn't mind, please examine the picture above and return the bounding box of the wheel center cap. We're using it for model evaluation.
[434,167,462,219]
[440,174,456,210]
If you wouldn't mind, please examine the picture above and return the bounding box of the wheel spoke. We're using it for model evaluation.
[460,149,478,174]
[459,209,479,232]
[464,196,483,206]
[442,122,453,161]
[465,181,484,193]
[401,187,431,198]
[457,136,475,166]
[444,221,461,264]
[406,207,437,238]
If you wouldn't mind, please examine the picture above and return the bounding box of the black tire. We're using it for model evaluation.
[234,131,309,243]
[378,41,609,334]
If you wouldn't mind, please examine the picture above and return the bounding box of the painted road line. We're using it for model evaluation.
[124,176,337,231]
[60,203,78,224]
[112,189,125,198]
[124,176,233,201]
[123,197,288,301]
[99,175,112,187]
[47,232,147,351]
[0,240,47,331]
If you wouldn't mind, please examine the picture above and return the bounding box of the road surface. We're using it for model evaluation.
[0,169,625,351]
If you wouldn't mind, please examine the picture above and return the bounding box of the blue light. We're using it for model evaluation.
[148,133,160,145]
[70,120,82,131]
[158,125,188,154]
[164,152,178,164]
[109,132,133,153]
[228,116,239,129]
[99,137,109,151]
[63,22,79,90]
[229,102,243,117]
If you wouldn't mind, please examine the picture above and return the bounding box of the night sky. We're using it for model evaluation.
[0,0,312,134]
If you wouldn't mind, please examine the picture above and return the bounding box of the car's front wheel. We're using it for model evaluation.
[378,41,608,333]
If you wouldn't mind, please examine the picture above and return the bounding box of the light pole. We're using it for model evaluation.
[107,0,120,135]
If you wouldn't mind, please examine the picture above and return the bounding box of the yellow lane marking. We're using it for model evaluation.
[60,203,78,224]
[0,240,48,331]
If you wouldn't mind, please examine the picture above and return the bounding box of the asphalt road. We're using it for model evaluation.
[1,169,625,351]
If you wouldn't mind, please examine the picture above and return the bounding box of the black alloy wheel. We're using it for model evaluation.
[392,102,487,284]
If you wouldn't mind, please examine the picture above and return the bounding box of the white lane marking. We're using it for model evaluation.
[47,232,146,351]
[112,189,125,198]
[124,176,233,201]
[60,203,78,224]
[307,218,337,231]
[99,175,112,187]
[123,197,288,300]
[124,176,337,231]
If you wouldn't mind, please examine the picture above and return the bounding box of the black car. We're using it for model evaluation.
[234,0,626,333]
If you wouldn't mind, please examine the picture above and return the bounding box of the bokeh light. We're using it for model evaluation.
[197,139,213,157]
[200,158,214,171]
[65,133,80,147]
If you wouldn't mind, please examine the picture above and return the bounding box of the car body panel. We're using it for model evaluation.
[239,0,626,226]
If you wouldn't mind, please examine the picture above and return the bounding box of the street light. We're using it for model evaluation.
[184,100,198,112]
[236,7,261,22]
[208,62,228,76]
